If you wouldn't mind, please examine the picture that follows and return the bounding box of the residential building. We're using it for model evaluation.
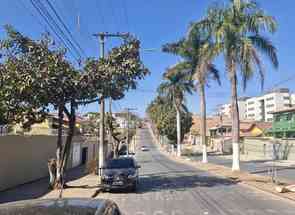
[218,88,295,122]
[246,88,292,122]
[209,121,272,139]
[11,113,86,135]
[209,120,272,153]
[218,97,248,120]
[188,115,229,145]
[269,107,295,138]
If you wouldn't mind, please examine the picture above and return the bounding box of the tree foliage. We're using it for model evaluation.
[0,25,149,188]
[147,96,192,144]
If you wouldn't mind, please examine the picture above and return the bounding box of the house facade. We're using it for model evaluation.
[269,107,295,138]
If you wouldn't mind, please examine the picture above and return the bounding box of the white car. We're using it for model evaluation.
[141,146,149,151]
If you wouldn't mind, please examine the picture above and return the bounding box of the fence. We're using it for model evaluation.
[244,137,295,160]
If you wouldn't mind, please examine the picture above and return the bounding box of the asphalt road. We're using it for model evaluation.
[96,128,295,215]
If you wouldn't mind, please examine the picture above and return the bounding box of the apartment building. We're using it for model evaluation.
[218,88,294,122]
[218,97,248,120]
[246,88,292,122]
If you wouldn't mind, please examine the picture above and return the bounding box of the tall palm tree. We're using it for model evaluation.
[158,67,194,156]
[199,0,278,170]
[163,26,221,163]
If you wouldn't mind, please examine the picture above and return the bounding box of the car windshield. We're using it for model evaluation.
[106,159,135,169]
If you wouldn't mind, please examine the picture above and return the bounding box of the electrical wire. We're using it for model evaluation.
[44,0,87,58]
[35,0,83,59]
[30,0,80,62]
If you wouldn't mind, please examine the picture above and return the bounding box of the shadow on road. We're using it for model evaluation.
[137,171,238,193]
[0,165,88,204]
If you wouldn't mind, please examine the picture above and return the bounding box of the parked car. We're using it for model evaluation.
[0,198,121,215]
[141,145,149,151]
[101,157,140,191]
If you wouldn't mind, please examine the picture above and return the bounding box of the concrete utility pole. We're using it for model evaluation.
[108,98,112,156]
[93,32,130,174]
[125,108,137,156]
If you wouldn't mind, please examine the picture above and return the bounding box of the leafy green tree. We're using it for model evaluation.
[157,69,194,156]
[0,26,149,188]
[147,96,192,146]
[199,0,278,170]
[83,36,149,169]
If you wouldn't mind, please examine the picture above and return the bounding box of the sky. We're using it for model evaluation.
[1,0,295,117]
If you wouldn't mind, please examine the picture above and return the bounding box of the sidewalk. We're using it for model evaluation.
[186,152,295,182]
[0,166,100,204]
[42,173,100,199]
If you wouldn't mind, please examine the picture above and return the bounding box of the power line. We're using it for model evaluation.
[29,0,80,62]
[44,0,87,58]
[31,0,85,63]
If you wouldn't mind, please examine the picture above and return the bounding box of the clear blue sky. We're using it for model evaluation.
[1,0,295,116]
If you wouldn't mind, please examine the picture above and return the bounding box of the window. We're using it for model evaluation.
[248,101,255,105]
[267,118,273,122]
[106,158,135,169]
[284,96,290,100]
[266,104,274,108]
[287,113,292,121]
[248,107,255,111]
[285,104,291,107]
[266,97,274,101]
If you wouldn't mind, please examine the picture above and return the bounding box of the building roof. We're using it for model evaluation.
[255,122,272,130]
[190,115,230,136]
[208,120,271,132]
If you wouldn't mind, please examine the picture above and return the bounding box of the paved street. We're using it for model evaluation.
[96,128,295,215]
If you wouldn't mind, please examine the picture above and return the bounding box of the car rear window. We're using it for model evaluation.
[106,159,135,169]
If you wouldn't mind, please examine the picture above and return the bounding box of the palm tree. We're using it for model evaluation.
[158,67,194,156]
[199,0,278,170]
[163,26,221,163]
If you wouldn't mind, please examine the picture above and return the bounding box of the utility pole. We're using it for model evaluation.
[108,98,112,156]
[125,108,137,156]
[93,32,130,174]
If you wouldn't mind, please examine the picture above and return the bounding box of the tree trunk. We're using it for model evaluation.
[48,104,64,189]
[61,102,76,176]
[48,158,56,189]
[54,101,76,189]
[176,107,181,157]
[230,69,240,171]
[199,84,208,163]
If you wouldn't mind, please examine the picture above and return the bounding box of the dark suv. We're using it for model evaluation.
[101,157,140,191]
